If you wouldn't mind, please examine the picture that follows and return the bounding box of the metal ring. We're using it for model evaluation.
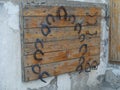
[68,15,76,24]
[79,44,88,56]
[34,49,44,61]
[74,23,82,34]
[46,14,55,25]
[56,6,68,20]
[41,24,51,36]
[35,38,44,49]
[39,71,50,83]
[79,34,85,42]
[32,64,41,74]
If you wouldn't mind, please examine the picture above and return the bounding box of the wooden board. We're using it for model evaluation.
[23,6,101,17]
[24,55,100,81]
[21,5,102,82]
[109,0,120,63]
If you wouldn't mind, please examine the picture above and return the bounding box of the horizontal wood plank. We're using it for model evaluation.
[23,6,101,17]
[24,55,100,81]
[24,46,100,67]
[24,26,100,43]
[24,37,100,55]
[23,16,100,28]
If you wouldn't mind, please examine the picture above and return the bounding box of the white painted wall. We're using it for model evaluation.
[0,0,109,90]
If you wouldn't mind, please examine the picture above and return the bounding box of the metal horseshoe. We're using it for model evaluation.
[56,6,68,20]
[91,60,98,70]
[39,71,50,83]
[34,49,44,61]
[32,64,41,74]
[74,23,82,34]
[68,15,76,24]
[41,24,51,37]
[85,62,91,72]
[35,38,44,49]
[46,14,55,25]
[76,56,85,74]
[86,12,98,25]
[79,34,85,42]
[79,44,88,56]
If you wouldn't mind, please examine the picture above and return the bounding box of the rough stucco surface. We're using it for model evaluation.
[1,0,120,90]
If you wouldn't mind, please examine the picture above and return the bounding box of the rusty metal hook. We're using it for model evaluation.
[35,38,44,49]
[74,23,82,34]
[32,64,41,74]
[68,15,76,24]
[56,6,68,20]
[34,49,44,61]
[46,14,55,25]
[41,23,51,37]
[79,44,88,56]
[39,71,50,83]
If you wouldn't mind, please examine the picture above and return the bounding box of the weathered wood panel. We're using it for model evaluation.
[21,5,102,82]
[23,6,101,17]
[24,26,100,43]
[24,55,99,81]
[109,0,120,62]
[23,16,100,28]
[24,46,100,67]
[24,37,100,55]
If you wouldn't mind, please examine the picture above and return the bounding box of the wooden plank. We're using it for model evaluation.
[24,55,100,81]
[23,16,100,28]
[109,0,120,62]
[24,37,100,55]
[23,6,101,17]
[24,46,100,67]
[24,26,100,43]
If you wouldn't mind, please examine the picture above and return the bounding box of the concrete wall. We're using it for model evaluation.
[1,0,120,90]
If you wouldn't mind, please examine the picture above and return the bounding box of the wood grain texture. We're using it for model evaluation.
[21,5,102,82]
[23,16,100,28]
[24,45,100,67]
[109,0,120,62]
[24,55,100,81]
[24,26,100,43]
[24,37,100,55]
[23,6,101,17]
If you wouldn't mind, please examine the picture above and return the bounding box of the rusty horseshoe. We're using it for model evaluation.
[39,71,50,83]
